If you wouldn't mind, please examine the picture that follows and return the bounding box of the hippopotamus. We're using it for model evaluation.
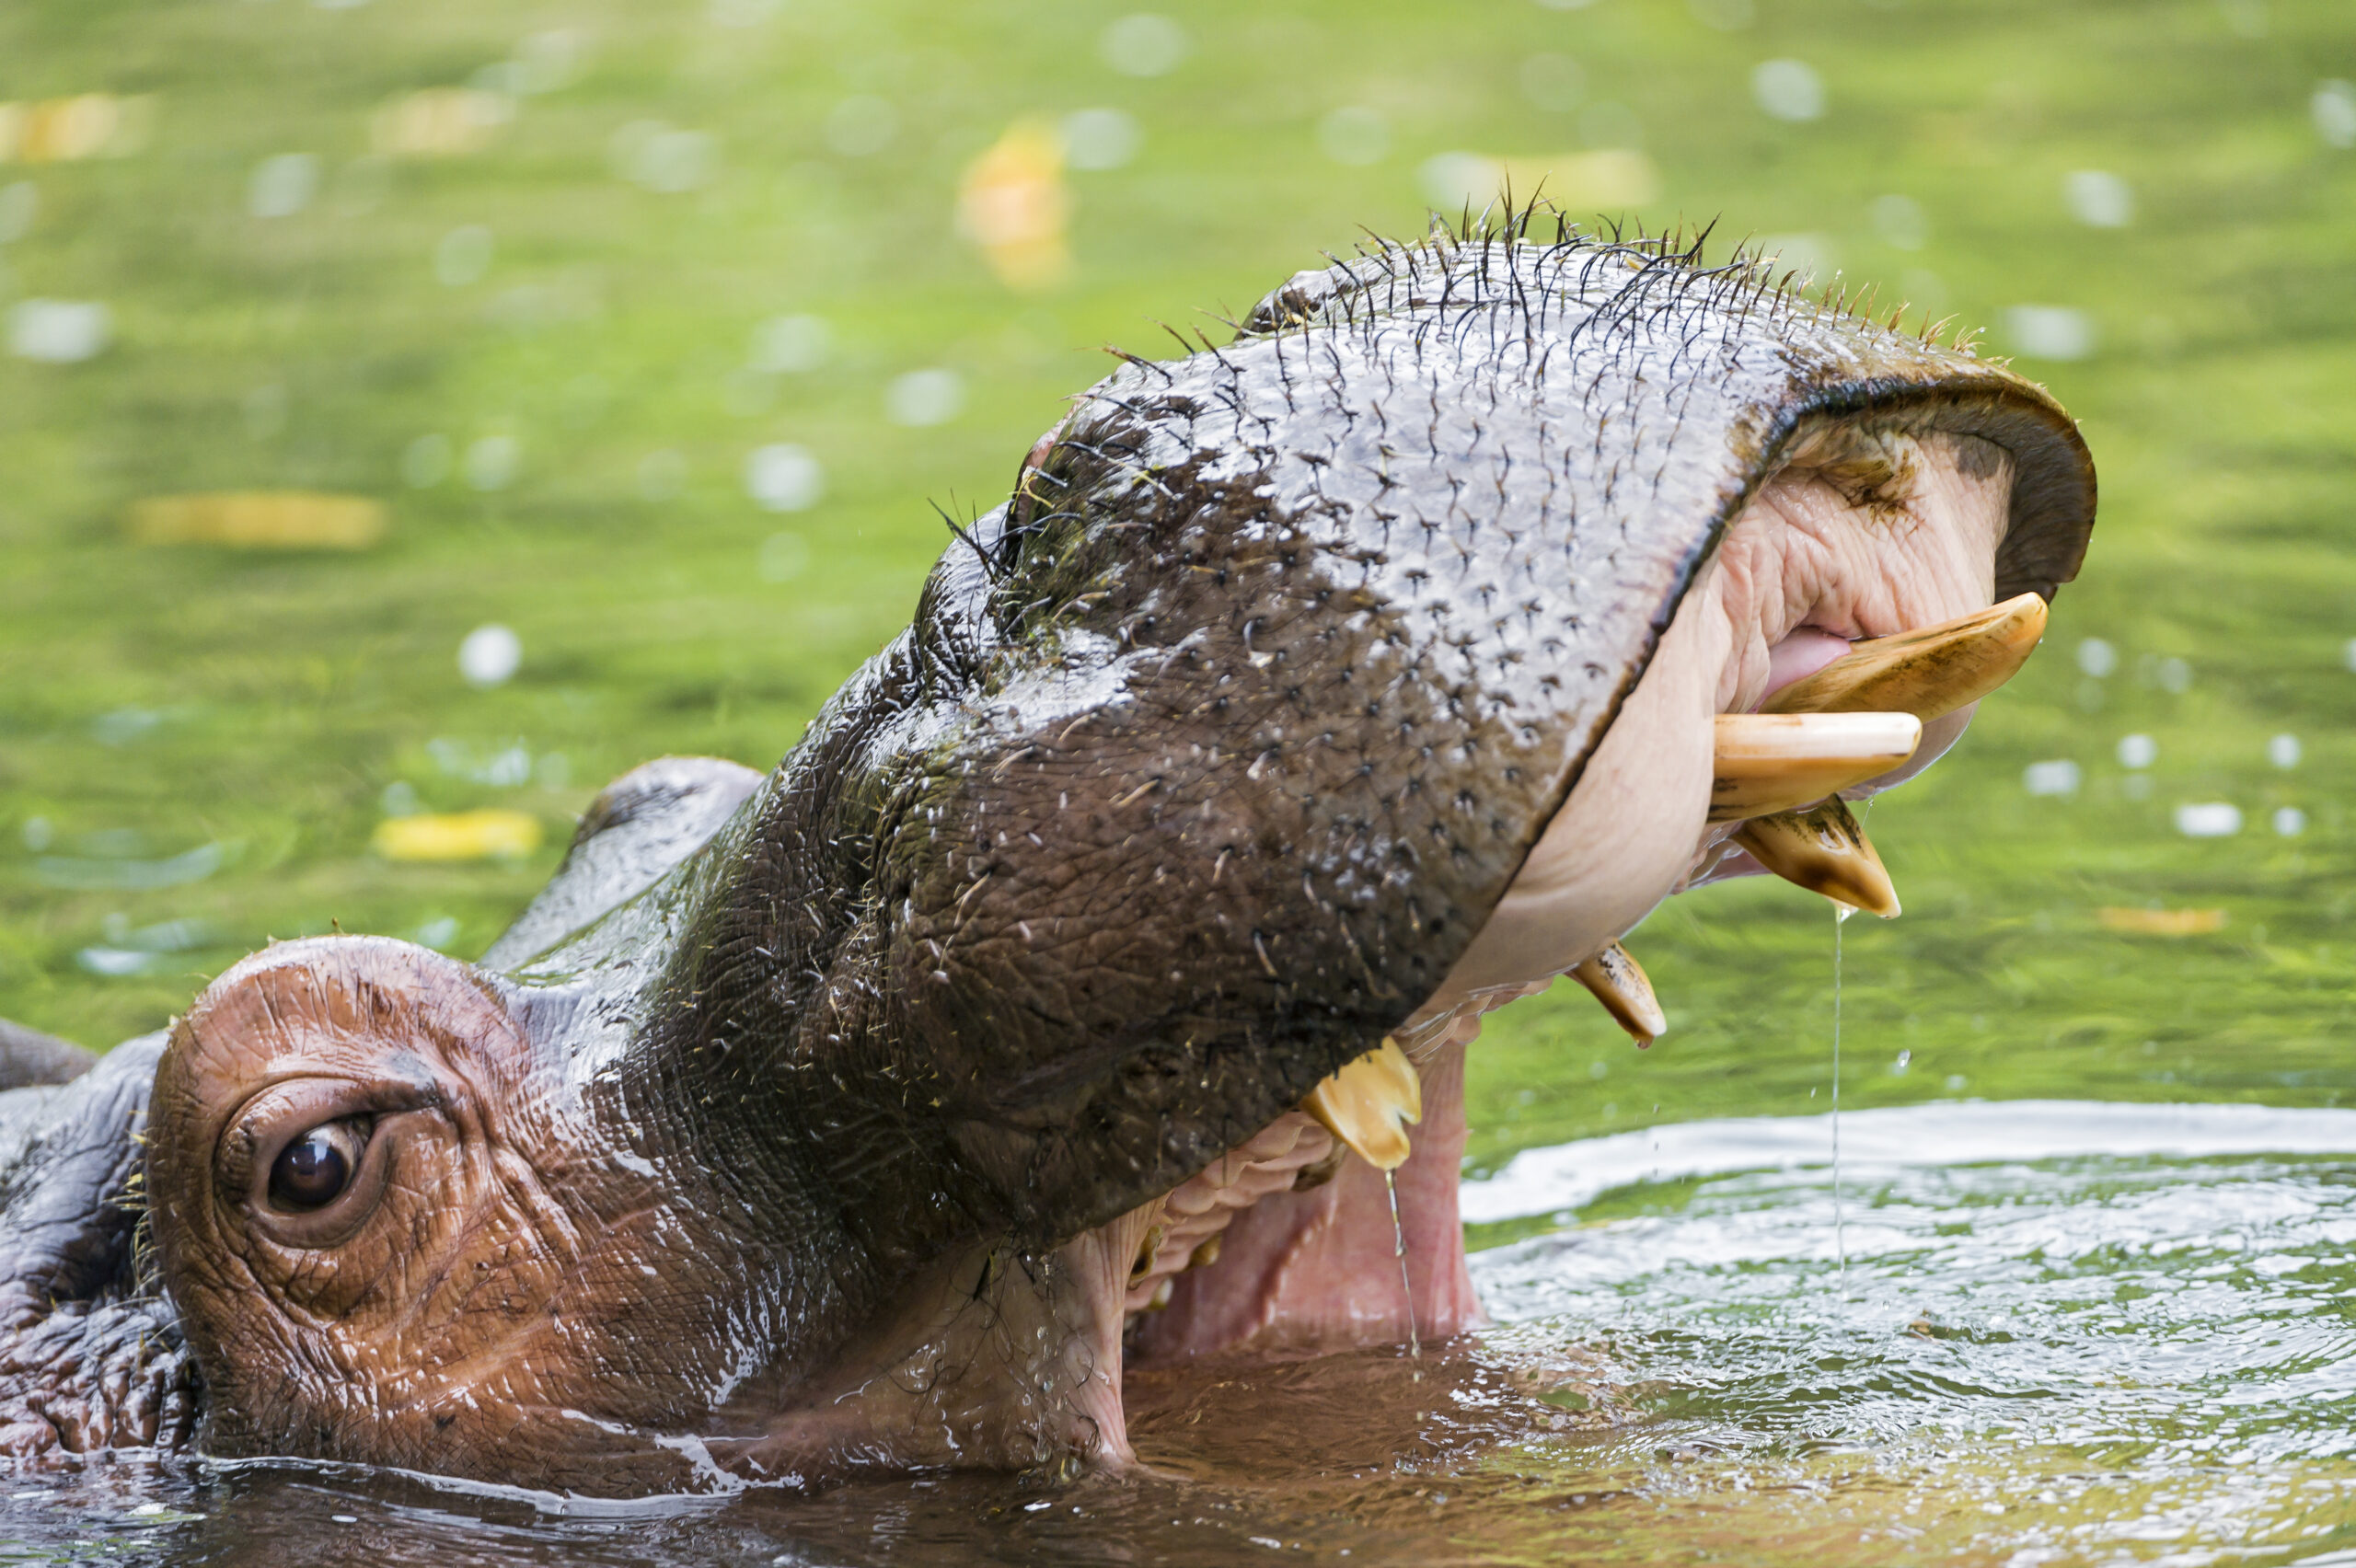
[0,223,2093,1495]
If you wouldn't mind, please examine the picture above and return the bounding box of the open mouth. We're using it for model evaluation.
[1082,423,2052,1427]
[114,231,2096,1498]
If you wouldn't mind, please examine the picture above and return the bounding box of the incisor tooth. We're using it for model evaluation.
[1572,940,1667,1046]
[1733,798,1901,918]
[1709,712,1921,823]
[1765,593,2048,721]
[1299,1037,1422,1171]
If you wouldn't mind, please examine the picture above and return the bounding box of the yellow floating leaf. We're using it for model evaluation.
[957,118,1071,292]
[2097,906,2226,937]
[129,492,387,550]
[375,811,543,863]
[371,88,513,158]
[0,95,154,164]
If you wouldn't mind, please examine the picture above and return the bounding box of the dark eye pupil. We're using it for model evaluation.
[269,1127,354,1211]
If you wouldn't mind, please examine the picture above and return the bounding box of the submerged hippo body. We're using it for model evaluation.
[0,225,2093,1493]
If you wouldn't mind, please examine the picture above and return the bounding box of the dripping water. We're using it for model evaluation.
[1385,1169,1421,1359]
[1832,902,1851,1292]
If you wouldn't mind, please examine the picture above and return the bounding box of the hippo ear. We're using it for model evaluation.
[0,1032,196,1458]
[481,756,765,972]
[0,1018,97,1090]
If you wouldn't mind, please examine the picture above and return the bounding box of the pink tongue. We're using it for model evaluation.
[1761,628,1853,706]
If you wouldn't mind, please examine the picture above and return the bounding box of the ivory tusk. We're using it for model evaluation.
[1571,940,1667,1046]
[1764,592,2048,721]
[1709,711,1921,823]
[1733,798,1901,918]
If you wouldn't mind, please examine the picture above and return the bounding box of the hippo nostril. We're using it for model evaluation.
[267,1121,366,1213]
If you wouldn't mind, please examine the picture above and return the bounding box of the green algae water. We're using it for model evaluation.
[6,0,2356,1556]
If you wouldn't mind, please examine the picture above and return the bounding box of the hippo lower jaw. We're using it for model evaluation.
[712,426,2025,1479]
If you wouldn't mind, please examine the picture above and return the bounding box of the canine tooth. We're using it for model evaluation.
[1733,799,1901,918]
[1765,593,2048,721]
[1299,1037,1422,1172]
[1571,941,1667,1046]
[1709,712,1921,823]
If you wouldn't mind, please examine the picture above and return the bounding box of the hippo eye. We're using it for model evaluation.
[267,1120,368,1213]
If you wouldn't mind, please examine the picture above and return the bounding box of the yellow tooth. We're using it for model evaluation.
[1764,592,2048,721]
[1299,1037,1422,1172]
[1733,798,1901,918]
[1571,940,1667,1046]
[1709,712,1922,823]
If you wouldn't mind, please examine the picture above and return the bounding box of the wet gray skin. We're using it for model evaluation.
[0,225,2093,1495]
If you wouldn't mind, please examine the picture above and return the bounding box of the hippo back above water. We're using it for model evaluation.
[0,221,2092,1494]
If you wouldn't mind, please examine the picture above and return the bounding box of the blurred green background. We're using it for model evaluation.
[3,0,2352,1169]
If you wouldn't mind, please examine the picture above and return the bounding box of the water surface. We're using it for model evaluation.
[10,1101,2355,1566]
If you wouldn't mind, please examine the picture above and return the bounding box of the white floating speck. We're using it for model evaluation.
[824,97,897,158]
[402,432,452,488]
[1869,193,1928,251]
[744,444,822,513]
[1100,13,1189,77]
[2313,80,2356,149]
[758,531,809,583]
[2273,806,2306,837]
[2175,801,2242,838]
[248,152,320,218]
[886,368,964,428]
[0,181,38,245]
[2117,733,2156,769]
[748,314,829,375]
[2063,169,2133,229]
[434,225,493,285]
[1751,59,1825,123]
[1519,54,1585,113]
[2023,759,2081,797]
[8,298,110,363]
[2004,305,2096,362]
[637,448,686,502]
[2075,637,2117,677]
[1062,108,1141,171]
[611,121,718,191]
[1317,107,1390,167]
[465,433,519,491]
[2268,733,2301,768]
[458,623,523,687]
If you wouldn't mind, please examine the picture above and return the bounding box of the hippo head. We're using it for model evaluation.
[138,226,2094,1494]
